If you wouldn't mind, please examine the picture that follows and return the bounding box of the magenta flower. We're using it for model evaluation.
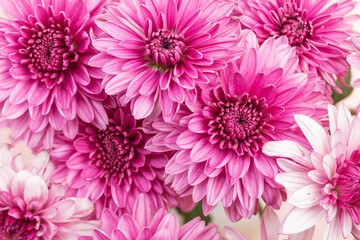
[0,144,96,240]
[90,0,240,121]
[263,103,360,239]
[0,0,109,149]
[79,194,245,240]
[50,104,178,217]
[146,31,330,221]
[238,0,357,93]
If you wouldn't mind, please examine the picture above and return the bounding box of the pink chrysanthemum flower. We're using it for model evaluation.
[263,103,360,239]
[90,0,240,121]
[79,194,246,240]
[145,30,330,221]
[50,103,178,217]
[0,144,96,239]
[238,0,358,93]
[0,0,109,149]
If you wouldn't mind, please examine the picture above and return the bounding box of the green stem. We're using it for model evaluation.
[258,202,264,218]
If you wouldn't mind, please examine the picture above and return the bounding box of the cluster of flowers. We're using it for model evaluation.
[0,0,360,239]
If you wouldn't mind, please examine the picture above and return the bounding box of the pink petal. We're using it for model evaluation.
[93,229,111,240]
[206,173,231,206]
[133,194,152,228]
[261,206,280,240]
[132,94,156,119]
[101,209,119,235]
[118,215,141,239]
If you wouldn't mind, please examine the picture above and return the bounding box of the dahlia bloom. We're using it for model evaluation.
[238,0,358,92]
[145,31,330,221]
[90,0,240,121]
[0,144,96,239]
[50,103,178,217]
[0,0,109,149]
[263,103,360,239]
[79,194,246,240]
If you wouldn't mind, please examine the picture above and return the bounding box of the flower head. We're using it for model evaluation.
[90,0,240,121]
[0,0,109,149]
[238,0,357,93]
[263,103,360,239]
[80,194,245,240]
[50,103,178,217]
[145,31,330,221]
[0,144,96,240]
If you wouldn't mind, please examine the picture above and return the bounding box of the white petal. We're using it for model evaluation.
[263,140,312,168]
[275,172,314,192]
[288,226,314,240]
[307,170,326,184]
[71,198,94,218]
[288,184,323,208]
[0,144,13,167]
[25,151,54,181]
[51,198,76,222]
[327,104,338,135]
[24,175,49,204]
[294,115,330,155]
[0,166,15,192]
[280,206,325,234]
[323,215,341,240]
[341,210,352,238]
[325,205,337,222]
[336,103,352,143]
[11,170,33,198]
[347,117,360,157]
[322,154,336,179]
[277,158,309,173]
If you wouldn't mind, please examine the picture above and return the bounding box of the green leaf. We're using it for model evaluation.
[331,70,353,104]
[176,201,212,225]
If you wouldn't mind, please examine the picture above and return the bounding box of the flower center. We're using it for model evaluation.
[0,210,38,240]
[88,113,144,178]
[94,128,134,175]
[206,92,268,155]
[19,12,78,88]
[281,13,313,45]
[322,151,360,224]
[145,30,185,68]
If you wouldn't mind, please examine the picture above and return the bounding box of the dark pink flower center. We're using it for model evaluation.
[281,5,313,45]
[0,209,38,240]
[326,151,360,224]
[145,30,185,68]
[206,92,268,155]
[94,128,135,175]
[88,113,144,179]
[19,11,78,88]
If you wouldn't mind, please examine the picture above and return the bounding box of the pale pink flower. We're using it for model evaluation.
[238,0,358,93]
[0,144,96,239]
[50,104,178,218]
[79,194,246,240]
[0,0,109,149]
[263,103,360,239]
[90,0,240,121]
[347,36,360,114]
[145,31,330,222]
